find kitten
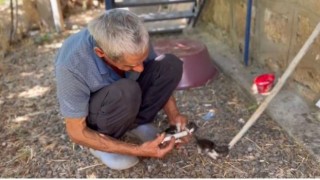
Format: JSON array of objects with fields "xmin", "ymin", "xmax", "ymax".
[
  {"xmin": 195, "ymin": 136, "xmax": 229, "ymax": 159},
  {"xmin": 164, "ymin": 125, "xmax": 178, "ymax": 134}
]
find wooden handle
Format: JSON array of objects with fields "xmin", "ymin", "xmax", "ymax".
[{"xmin": 229, "ymin": 22, "xmax": 320, "ymax": 149}]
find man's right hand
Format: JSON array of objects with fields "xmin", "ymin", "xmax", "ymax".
[{"xmin": 138, "ymin": 133, "xmax": 175, "ymax": 158}]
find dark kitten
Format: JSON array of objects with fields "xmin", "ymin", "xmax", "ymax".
[
  {"xmin": 195, "ymin": 136, "xmax": 229, "ymax": 159},
  {"xmin": 164, "ymin": 125, "xmax": 177, "ymax": 134}
]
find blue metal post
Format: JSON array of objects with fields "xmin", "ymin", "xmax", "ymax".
[
  {"xmin": 105, "ymin": 0, "xmax": 114, "ymax": 10},
  {"xmin": 244, "ymin": 0, "xmax": 253, "ymax": 66}
]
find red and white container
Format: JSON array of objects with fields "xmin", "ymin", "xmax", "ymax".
[{"xmin": 252, "ymin": 73, "xmax": 275, "ymax": 95}]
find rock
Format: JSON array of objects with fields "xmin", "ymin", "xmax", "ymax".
[
  {"xmin": 60, "ymin": 134, "xmax": 67, "ymax": 140},
  {"xmin": 238, "ymin": 118, "xmax": 245, "ymax": 124}
]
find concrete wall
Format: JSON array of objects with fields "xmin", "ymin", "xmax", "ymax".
[{"xmin": 199, "ymin": 0, "xmax": 320, "ymax": 104}]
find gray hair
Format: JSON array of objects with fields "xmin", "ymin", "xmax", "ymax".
[{"xmin": 88, "ymin": 9, "xmax": 149, "ymax": 62}]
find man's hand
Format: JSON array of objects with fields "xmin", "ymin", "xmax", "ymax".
[
  {"xmin": 169, "ymin": 113, "xmax": 188, "ymax": 130},
  {"xmin": 163, "ymin": 96, "xmax": 191, "ymax": 147},
  {"xmin": 138, "ymin": 133, "xmax": 175, "ymax": 158},
  {"xmin": 169, "ymin": 113, "xmax": 192, "ymax": 146}
]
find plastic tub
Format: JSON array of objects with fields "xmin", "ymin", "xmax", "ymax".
[{"xmin": 154, "ymin": 39, "xmax": 219, "ymax": 90}]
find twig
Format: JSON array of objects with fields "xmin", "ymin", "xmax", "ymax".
[
  {"xmin": 181, "ymin": 164, "xmax": 193, "ymax": 169},
  {"xmin": 14, "ymin": 110, "xmax": 55, "ymax": 120},
  {"xmin": 28, "ymin": 147, "xmax": 34, "ymax": 163},
  {"xmin": 178, "ymin": 167, "xmax": 188, "ymax": 173},
  {"xmin": 198, "ymin": 155, "xmax": 207, "ymax": 166},
  {"xmin": 77, "ymin": 163, "xmax": 103, "ymax": 171},
  {"xmin": 233, "ymin": 158, "xmax": 252, "ymax": 162},
  {"xmin": 295, "ymin": 155, "xmax": 308, "ymax": 171},
  {"xmin": 225, "ymin": 162, "xmax": 248, "ymax": 174},
  {"xmin": 245, "ymin": 137, "xmax": 262, "ymax": 151},
  {"xmin": 223, "ymin": 170, "xmax": 228, "ymax": 178},
  {"xmin": 49, "ymin": 159, "xmax": 68, "ymax": 162},
  {"xmin": 201, "ymin": 121, "xmax": 209, "ymax": 127},
  {"xmin": 284, "ymin": 145, "xmax": 297, "ymax": 147},
  {"xmin": 4, "ymin": 154, "xmax": 24, "ymax": 165}
]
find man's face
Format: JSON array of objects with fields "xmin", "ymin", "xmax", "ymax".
[
  {"xmin": 96, "ymin": 47, "xmax": 149, "ymax": 73},
  {"xmin": 114, "ymin": 49, "xmax": 149, "ymax": 73}
]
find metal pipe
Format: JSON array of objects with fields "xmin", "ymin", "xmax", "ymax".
[
  {"xmin": 105, "ymin": 0, "xmax": 114, "ymax": 10},
  {"xmin": 244, "ymin": 0, "xmax": 253, "ymax": 66}
]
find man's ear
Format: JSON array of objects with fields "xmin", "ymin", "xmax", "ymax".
[{"xmin": 94, "ymin": 47, "xmax": 105, "ymax": 58}]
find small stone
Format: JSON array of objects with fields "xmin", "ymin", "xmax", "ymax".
[
  {"xmin": 269, "ymin": 157, "xmax": 277, "ymax": 162},
  {"xmin": 238, "ymin": 118, "xmax": 245, "ymax": 124},
  {"xmin": 131, "ymin": 173, "xmax": 138, "ymax": 178},
  {"xmin": 205, "ymin": 174, "xmax": 211, "ymax": 178},
  {"xmin": 60, "ymin": 134, "xmax": 67, "ymax": 140},
  {"xmin": 279, "ymin": 160, "xmax": 284, "ymax": 165},
  {"xmin": 2, "ymin": 142, "xmax": 6, "ymax": 146},
  {"xmin": 248, "ymin": 146, "xmax": 253, "ymax": 152}
]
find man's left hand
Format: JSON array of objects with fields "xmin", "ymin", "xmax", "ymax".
[{"xmin": 169, "ymin": 114, "xmax": 192, "ymax": 146}]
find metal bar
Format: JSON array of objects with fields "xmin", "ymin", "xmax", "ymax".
[
  {"xmin": 243, "ymin": 0, "xmax": 253, "ymax": 66},
  {"xmin": 141, "ymin": 11, "xmax": 194, "ymax": 22},
  {"xmin": 148, "ymin": 25, "xmax": 185, "ymax": 34},
  {"xmin": 190, "ymin": 0, "xmax": 206, "ymax": 27},
  {"xmin": 114, "ymin": 0, "xmax": 195, "ymax": 7},
  {"xmin": 105, "ymin": 0, "xmax": 114, "ymax": 10}
]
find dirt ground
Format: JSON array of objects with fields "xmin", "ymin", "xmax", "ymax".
[{"xmin": 1, "ymin": 8, "xmax": 320, "ymax": 178}]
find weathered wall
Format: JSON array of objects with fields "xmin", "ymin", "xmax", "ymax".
[{"xmin": 199, "ymin": 0, "xmax": 320, "ymax": 104}]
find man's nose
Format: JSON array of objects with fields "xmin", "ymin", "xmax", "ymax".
[{"xmin": 132, "ymin": 64, "xmax": 144, "ymax": 73}]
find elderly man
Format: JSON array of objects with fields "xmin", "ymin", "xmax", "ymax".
[{"xmin": 55, "ymin": 9, "xmax": 188, "ymax": 170}]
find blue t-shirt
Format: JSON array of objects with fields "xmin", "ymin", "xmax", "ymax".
[{"xmin": 55, "ymin": 28, "xmax": 156, "ymax": 118}]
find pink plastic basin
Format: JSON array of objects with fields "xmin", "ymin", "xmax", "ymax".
[{"xmin": 154, "ymin": 38, "xmax": 219, "ymax": 90}]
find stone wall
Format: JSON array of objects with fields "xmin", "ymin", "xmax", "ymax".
[{"xmin": 199, "ymin": 0, "xmax": 320, "ymax": 104}]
